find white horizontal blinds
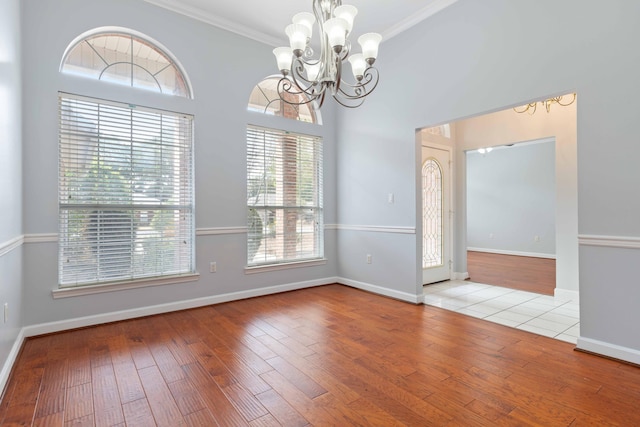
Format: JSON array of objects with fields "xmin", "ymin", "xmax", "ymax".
[
  {"xmin": 247, "ymin": 125, "xmax": 323, "ymax": 266},
  {"xmin": 59, "ymin": 94, "xmax": 194, "ymax": 287}
]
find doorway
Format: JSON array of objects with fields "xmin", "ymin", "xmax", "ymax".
[
  {"xmin": 419, "ymin": 93, "xmax": 579, "ymax": 342},
  {"xmin": 421, "ymin": 144, "xmax": 452, "ymax": 285}
]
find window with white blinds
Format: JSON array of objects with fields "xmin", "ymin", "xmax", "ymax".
[
  {"xmin": 247, "ymin": 125, "xmax": 323, "ymax": 266},
  {"xmin": 58, "ymin": 94, "xmax": 194, "ymax": 287}
]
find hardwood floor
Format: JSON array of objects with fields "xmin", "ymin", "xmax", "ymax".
[
  {"xmin": 2, "ymin": 284, "xmax": 638, "ymax": 426},
  {"xmin": 467, "ymin": 251, "xmax": 556, "ymax": 295}
]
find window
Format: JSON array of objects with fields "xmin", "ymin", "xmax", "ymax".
[
  {"xmin": 58, "ymin": 94, "xmax": 194, "ymax": 287},
  {"xmin": 247, "ymin": 126, "xmax": 323, "ymax": 266},
  {"xmin": 422, "ymin": 158, "xmax": 443, "ymax": 269},
  {"xmin": 61, "ymin": 30, "xmax": 191, "ymax": 98},
  {"xmin": 247, "ymin": 77, "xmax": 320, "ymax": 124}
]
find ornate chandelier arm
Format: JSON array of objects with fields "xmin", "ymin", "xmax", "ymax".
[{"xmin": 336, "ymin": 66, "xmax": 379, "ymax": 100}]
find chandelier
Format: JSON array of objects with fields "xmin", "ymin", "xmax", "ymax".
[
  {"xmin": 272, "ymin": 1, "xmax": 382, "ymax": 109},
  {"xmin": 514, "ymin": 93, "xmax": 576, "ymax": 114}
]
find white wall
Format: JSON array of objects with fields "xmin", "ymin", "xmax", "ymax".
[
  {"xmin": 0, "ymin": 0, "xmax": 24, "ymax": 382},
  {"xmin": 467, "ymin": 141, "xmax": 556, "ymax": 257},
  {"xmin": 336, "ymin": 0, "xmax": 640, "ymax": 363},
  {"xmin": 20, "ymin": 0, "xmax": 339, "ymax": 326}
]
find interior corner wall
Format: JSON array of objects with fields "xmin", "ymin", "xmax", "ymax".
[
  {"xmin": 20, "ymin": 0, "xmax": 339, "ymax": 327},
  {"xmin": 0, "ymin": 0, "xmax": 25, "ymax": 377},
  {"xmin": 335, "ymin": 0, "xmax": 640, "ymax": 362}
]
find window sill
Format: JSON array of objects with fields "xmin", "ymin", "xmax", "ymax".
[
  {"xmin": 245, "ymin": 259, "xmax": 327, "ymax": 274},
  {"xmin": 52, "ymin": 273, "xmax": 200, "ymax": 299}
]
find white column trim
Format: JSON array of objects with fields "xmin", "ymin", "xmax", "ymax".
[
  {"xmin": 578, "ymin": 234, "xmax": 640, "ymax": 249},
  {"xmin": 0, "ymin": 235, "xmax": 24, "ymax": 257},
  {"xmin": 334, "ymin": 225, "xmax": 416, "ymax": 234},
  {"xmin": 196, "ymin": 226, "xmax": 247, "ymax": 236},
  {"xmin": 452, "ymin": 271, "xmax": 470, "ymax": 280},
  {"xmin": 554, "ymin": 288, "xmax": 579, "ymax": 302},
  {"xmin": 337, "ymin": 277, "xmax": 423, "ymax": 304},
  {"xmin": 576, "ymin": 337, "xmax": 640, "ymax": 366},
  {"xmin": 0, "ymin": 328, "xmax": 26, "ymax": 398},
  {"xmin": 24, "ymin": 233, "xmax": 58, "ymax": 243}
]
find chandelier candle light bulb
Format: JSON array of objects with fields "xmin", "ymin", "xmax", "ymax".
[
  {"xmin": 358, "ymin": 33, "xmax": 382, "ymax": 64},
  {"xmin": 272, "ymin": 0, "xmax": 382, "ymax": 108},
  {"xmin": 334, "ymin": 5, "xmax": 357, "ymax": 34},
  {"xmin": 273, "ymin": 47, "xmax": 294, "ymax": 75}
]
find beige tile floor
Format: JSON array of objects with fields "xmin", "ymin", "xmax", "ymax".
[{"xmin": 424, "ymin": 280, "xmax": 580, "ymax": 344}]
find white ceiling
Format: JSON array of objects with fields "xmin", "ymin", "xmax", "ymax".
[{"xmin": 143, "ymin": 0, "xmax": 458, "ymax": 47}]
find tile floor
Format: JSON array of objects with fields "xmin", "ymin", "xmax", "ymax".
[{"xmin": 424, "ymin": 280, "xmax": 580, "ymax": 344}]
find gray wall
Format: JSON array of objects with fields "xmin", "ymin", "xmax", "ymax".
[
  {"xmin": 467, "ymin": 141, "xmax": 556, "ymax": 256},
  {"xmin": 336, "ymin": 0, "xmax": 640, "ymax": 359},
  {"xmin": 0, "ymin": 0, "xmax": 24, "ymax": 373},
  {"xmin": 21, "ymin": 0, "xmax": 338, "ymax": 325}
]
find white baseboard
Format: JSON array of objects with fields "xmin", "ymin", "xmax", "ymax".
[
  {"xmin": 554, "ymin": 288, "xmax": 579, "ymax": 302},
  {"xmin": 337, "ymin": 277, "xmax": 423, "ymax": 304},
  {"xmin": 23, "ymin": 277, "xmax": 337, "ymax": 338},
  {"xmin": 452, "ymin": 271, "xmax": 469, "ymax": 280},
  {"xmin": 0, "ymin": 328, "xmax": 25, "ymax": 397},
  {"xmin": 467, "ymin": 247, "xmax": 556, "ymax": 259},
  {"xmin": 576, "ymin": 337, "xmax": 640, "ymax": 366}
]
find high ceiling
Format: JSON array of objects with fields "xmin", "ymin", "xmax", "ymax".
[{"xmin": 143, "ymin": 0, "xmax": 458, "ymax": 47}]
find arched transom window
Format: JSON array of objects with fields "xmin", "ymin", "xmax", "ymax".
[
  {"xmin": 423, "ymin": 158, "xmax": 443, "ymax": 269},
  {"xmin": 61, "ymin": 29, "xmax": 191, "ymax": 98},
  {"xmin": 248, "ymin": 76, "xmax": 320, "ymax": 124}
]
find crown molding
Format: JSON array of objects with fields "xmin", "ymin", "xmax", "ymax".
[
  {"xmin": 144, "ymin": 0, "xmax": 458, "ymax": 47},
  {"xmin": 143, "ymin": 0, "xmax": 284, "ymax": 47},
  {"xmin": 382, "ymin": 0, "xmax": 459, "ymax": 41}
]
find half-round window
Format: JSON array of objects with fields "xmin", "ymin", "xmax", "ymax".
[
  {"xmin": 248, "ymin": 77, "xmax": 321, "ymax": 124},
  {"xmin": 61, "ymin": 28, "xmax": 191, "ymax": 98}
]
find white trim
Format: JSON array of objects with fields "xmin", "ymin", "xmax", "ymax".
[
  {"xmin": 554, "ymin": 288, "xmax": 579, "ymax": 302},
  {"xmin": 245, "ymin": 259, "xmax": 328, "ymax": 274},
  {"xmin": 0, "ymin": 328, "xmax": 26, "ymax": 397},
  {"xmin": 24, "ymin": 233, "xmax": 58, "ymax": 244},
  {"xmin": 382, "ymin": 0, "xmax": 459, "ymax": 41},
  {"xmin": 142, "ymin": 0, "xmax": 284, "ymax": 47},
  {"xmin": 578, "ymin": 234, "xmax": 640, "ymax": 249},
  {"xmin": 196, "ymin": 227, "xmax": 247, "ymax": 236},
  {"xmin": 467, "ymin": 247, "xmax": 556, "ymax": 259},
  {"xmin": 22, "ymin": 225, "xmax": 412, "ymax": 243},
  {"xmin": 28, "ymin": 278, "xmax": 336, "ymax": 337},
  {"xmin": 0, "ymin": 235, "xmax": 23, "ymax": 257},
  {"xmin": 452, "ymin": 271, "xmax": 470, "ymax": 280},
  {"xmin": 576, "ymin": 337, "xmax": 640, "ymax": 366},
  {"xmin": 52, "ymin": 273, "xmax": 200, "ymax": 299},
  {"xmin": 336, "ymin": 225, "xmax": 416, "ymax": 234},
  {"xmin": 337, "ymin": 277, "xmax": 423, "ymax": 304}
]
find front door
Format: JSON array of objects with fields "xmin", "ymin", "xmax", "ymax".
[{"xmin": 422, "ymin": 145, "xmax": 451, "ymax": 284}]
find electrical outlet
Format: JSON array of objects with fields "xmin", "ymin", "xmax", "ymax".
[
  {"xmin": 366, "ymin": 254, "xmax": 372, "ymax": 264},
  {"xmin": 209, "ymin": 262, "xmax": 217, "ymax": 273},
  {"xmin": 534, "ymin": 235, "xmax": 540, "ymax": 242}
]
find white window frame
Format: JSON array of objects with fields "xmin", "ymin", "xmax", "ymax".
[
  {"xmin": 57, "ymin": 93, "xmax": 196, "ymax": 292},
  {"xmin": 246, "ymin": 125, "xmax": 324, "ymax": 269}
]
